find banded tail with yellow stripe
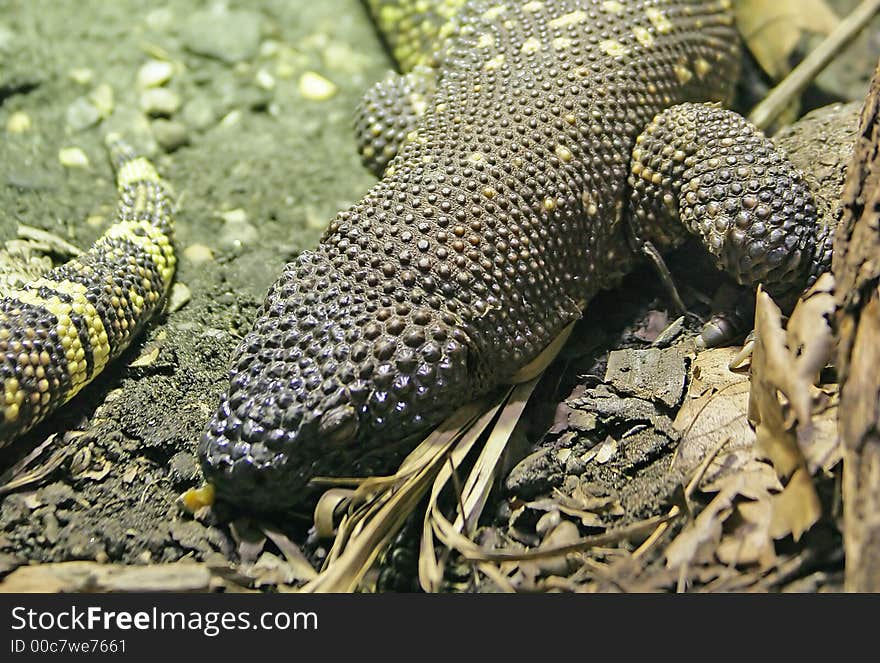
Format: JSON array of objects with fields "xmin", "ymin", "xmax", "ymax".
[{"xmin": 0, "ymin": 135, "xmax": 175, "ymax": 444}]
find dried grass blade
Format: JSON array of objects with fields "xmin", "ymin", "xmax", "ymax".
[
  {"xmin": 0, "ymin": 433, "xmax": 73, "ymax": 495},
  {"xmin": 301, "ymin": 400, "xmax": 489, "ymax": 592},
  {"xmin": 419, "ymin": 396, "xmax": 508, "ymax": 591},
  {"xmin": 432, "ymin": 508, "xmax": 673, "ymax": 563},
  {"xmin": 313, "ymin": 488, "xmax": 357, "ymax": 540},
  {"xmin": 454, "ymin": 377, "xmax": 540, "ymax": 534},
  {"xmin": 261, "ymin": 526, "xmax": 319, "ymax": 582}
]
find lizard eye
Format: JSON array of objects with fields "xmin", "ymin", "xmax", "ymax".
[{"xmin": 318, "ymin": 404, "xmax": 359, "ymax": 446}]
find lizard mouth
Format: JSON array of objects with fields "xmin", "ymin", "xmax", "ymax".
[{"xmin": 197, "ymin": 397, "xmax": 366, "ymax": 513}]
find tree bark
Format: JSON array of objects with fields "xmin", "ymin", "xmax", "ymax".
[{"xmin": 833, "ymin": 60, "xmax": 880, "ymax": 592}]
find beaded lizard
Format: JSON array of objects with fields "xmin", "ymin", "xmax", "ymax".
[
  {"xmin": 0, "ymin": 1, "xmax": 841, "ymax": 514},
  {"xmin": 195, "ymin": 0, "xmax": 844, "ymax": 511}
]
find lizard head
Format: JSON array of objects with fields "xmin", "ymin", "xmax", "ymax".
[{"xmin": 198, "ymin": 249, "xmax": 472, "ymax": 513}]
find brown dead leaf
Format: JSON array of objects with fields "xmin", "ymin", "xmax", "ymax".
[
  {"xmin": 769, "ymin": 467, "xmax": 822, "ymax": 541},
  {"xmin": 672, "ymin": 347, "xmax": 754, "ymax": 476},
  {"xmin": 667, "ymin": 454, "xmax": 783, "ymax": 570},
  {"xmin": 717, "ymin": 499, "xmax": 776, "ymax": 569},
  {"xmin": 700, "ymin": 458, "xmax": 782, "ymax": 499},
  {"xmin": 668, "ymin": 477, "xmax": 753, "ymax": 569},
  {"xmin": 665, "ymin": 488, "xmax": 731, "ymax": 570},
  {"xmin": 566, "ymin": 481, "xmax": 623, "ymax": 516},
  {"xmin": 800, "ymin": 388, "xmax": 842, "ymax": 474},
  {"xmin": 261, "ymin": 526, "xmax": 319, "ymax": 582},
  {"xmin": 748, "ymin": 280, "xmax": 837, "ymax": 541},
  {"xmin": 247, "ymin": 551, "xmax": 315, "ymax": 587},
  {"xmin": 734, "ymin": 0, "xmax": 840, "ymax": 80},
  {"xmin": 786, "ymin": 273, "xmax": 837, "ymax": 380}
]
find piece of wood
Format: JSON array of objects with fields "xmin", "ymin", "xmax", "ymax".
[{"xmin": 833, "ymin": 59, "xmax": 880, "ymax": 592}]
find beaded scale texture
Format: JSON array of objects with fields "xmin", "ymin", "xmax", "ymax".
[
  {"xmin": 0, "ymin": 137, "xmax": 175, "ymax": 444},
  {"xmin": 0, "ymin": 1, "xmax": 837, "ymax": 515},
  {"xmin": 187, "ymin": 0, "xmax": 827, "ymax": 511}
]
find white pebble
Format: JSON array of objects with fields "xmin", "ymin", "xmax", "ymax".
[
  {"xmin": 183, "ymin": 244, "xmax": 214, "ymax": 264},
  {"xmin": 220, "ymin": 208, "xmax": 248, "ymax": 224},
  {"xmin": 255, "ymin": 68, "xmax": 275, "ymax": 91},
  {"xmin": 167, "ymin": 282, "xmax": 192, "ymax": 313},
  {"xmin": 6, "ymin": 111, "xmax": 31, "ymax": 134},
  {"xmin": 137, "ymin": 60, "xmax": 175, "ymax": 88},
  {"xmin": 58, "ymin": 147, "xmax": 90, "ymax": 168},
  {"xmin": 140, "ymin": 87, "xmax": 181, "ymax": 116},
  {"xmin": 299, "ymin": 71, "xmax": 337, "ymax": 100},
  {"xmin": 90, "ymin": 83, "xmax": 115, "ymax": 118},
  {"xmin": 68, "ymin": 68, "xmax": 94, "ymax": 85}
]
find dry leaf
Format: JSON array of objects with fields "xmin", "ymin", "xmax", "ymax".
[
  {"xmin": 769, "ymin": 467, "xmax": 822, "ymax": 541},
  {"xmin": 748, "ymin": 281, "xmax": 837, "ymax": 541},
  {"xmin": 716, "ymin": 499, "xmax": 776, "ymax": 569},
  {"xmin": 734, "ymin": 0, "xmax": 840, "ymax": 80},
  {"xmin": 665, "ymin": 489, "xmax": 732, "ymax": 569},
  {"xmin": 261, "ymin": 526, "xmax": 318, "ymax": 582},
  {"xmin": 672, "ymin": 347, "xmax": 754, "ymax": 476},
  {"xmin": 247, "ymin": 552, "xmax": 314, "ymax": 587},
  {"xmin": 129, "ymin": 345, "xmax": 160, "ymax": 368}
]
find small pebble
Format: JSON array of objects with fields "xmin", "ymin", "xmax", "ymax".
[
  {"xmin": 181, "ymin": 95, "xmax": 216, "ymax": 131},
  {"xmin": 137, "ymin": 60, "xmax": 174, "ymax": 89},
  {"xmin": 255, "ymin": 68, "xmax": 275, "ymax": 91},
  {"xmin": 140, "ymin": 87, "xmax": 181, "ymax": 116},
  {"xmin": 220, "ymin": 217, "xmax": 259, "ymax": 249},
  {"xmin": 323, "ymin": 42, "xmax": 364, "ymax": 74},
  {"xmin": 90, "ymin": 83, "xmax": 114, "ymax": 118},
  {"xmin": 66, "ymin": 96, "xmax": 102, "ymax": 131},
  {"xmin": 145, "ymin": 7, "xmax": 173, "ymax": 31},
  {"xmin": 5, "ymin": 111, "xmax": 31, "ymax": 134},
  {"xmin": 536, "ymin": 521, "xmax": 580, "ymax": 577},
  {"xmin": 276, "ymin": 60, "xmax": 297, "ymax": 79},
  {"xmin": 58, "ymin": 146, "xmax": 90, "ymax": 168},
  {"xmin": 220, "ymin": 208, "xmax": 248, "ymax": 224},
  {"xmin": 259, "ymin": 40, "xmax": 279, "ymax": 57},
  {"xmin": 219, "ymin": 110, "xmax": 241, "ymax": 127},
  {"xmin": 535, "ymin": 510, "xmax": 562, "ymax": 535},
  {"xmin": 102, "ymin": 106, "xmax": 158, "ymax": 157},
  {"xmin": 183, "ymin": 243, "xmax": 214, "ymax": 264},
  {"xmin": 68, "ymin": 67, "xmax": 94, "ymax": 85},
  {"xmin": 299, "ymin": 71, "xmax": 337, "ymax": 100},
  {"xmin": 167, "ymin": 282, "xmax": 191, "ymax": 313},
  {"xmin": 151, "ymin": 118, "xmax": 189, "ymax": 151},
  {"xmin": 181, "ymin": 8, "xmax": 262, "ymax": 63}
]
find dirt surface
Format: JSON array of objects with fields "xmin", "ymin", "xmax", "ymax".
[
  {"xmin": 0, "ymin": 0, "xmax": 389, "ymax": 570},
  {"xmin": 0, "ymin": 0, "xmax": 875, "ymax": 590}
]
